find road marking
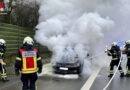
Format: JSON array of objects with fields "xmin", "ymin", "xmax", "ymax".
[
  {"xmin": 103, "ymin": 55, "xmax": 123, "ymax": 90},
  {"xmin": 81, "ymin": 66, "xmax": 102, "ymax": 90}
]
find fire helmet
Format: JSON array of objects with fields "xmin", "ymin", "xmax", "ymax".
[
  {"xmin": 112, "ymin": 42, "xmax": 117, "ymax": 46},
  {"xmin": 125, "ymin": 40, "xmax": 130, "ymax": 45},
  {"xmin": 23, "ymin": 36, "xmax": 34, "ymax": 45},
  {"xmin": 0, "ymin": 39, "xmax": 6, "ymax": 46}
]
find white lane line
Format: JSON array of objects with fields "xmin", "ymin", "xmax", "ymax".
[
  {"xmin": 81, "ymin": 66, "xmax": 102, "ymax": 90},
  {"xmin": 103, "ymin": 55, "xmax": 123, "ymax": 90}
]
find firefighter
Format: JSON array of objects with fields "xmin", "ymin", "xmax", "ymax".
[
  {"xmin": 106, "ymin": 42, "xmax": 124, "ymax": 77},
  {"xmin": 122, "ymin": 40, "xmax": 130, "ymax": 77},
  {"xmin": 15, "ymin": 36, "xmax": 43, "ymax": 90},
  {"xmin": 0, "ymin": 39, "xmax": 8, "ymax": 81}
]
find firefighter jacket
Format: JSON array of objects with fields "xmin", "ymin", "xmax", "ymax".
[
  {"xmin": 0, "ymin": 45, "xmax": 6, "ymax": 60},
  {"xmin": 107, "ymin": 46, "xmax": 121, "ymax": 60},
  {"xmin": 15, "ymin": 44, "xmax": 42, "ymax": 74},
  {"xmin": 124, "ymin": 44, "xmax": 130, "ymax": 59}
]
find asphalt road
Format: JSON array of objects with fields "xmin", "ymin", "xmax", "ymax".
[
  {"xmin": 1, "ymin": 66, "xmax": 130, "ymax": 90},
  {"xmin": 91, "ymin": 67, "xmax": 130, "ymax": 90},
  {"xmin": 0, "ymin": 75, "xmax": 87, "ymax": 90}
]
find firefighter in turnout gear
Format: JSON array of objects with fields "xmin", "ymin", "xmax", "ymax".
[
  {"xmin": 122, "ymin": 40, "xmax": 130, "ymax": 77},
  {"xmin": 106, "ymin": 42, "xmax": 124, "ymax": 77},
  {"xmin": 15, "ymin": 36, "xmax": 43, "ymax": 90},
  {"xmin": 0, "ymin": 39, "xmax": 8, "ymax": 81}
]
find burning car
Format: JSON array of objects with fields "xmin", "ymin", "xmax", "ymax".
[
  {"xmin": 53, "ymin": 60, "xmax": 82, "ymax": 74},
  {"xmin": 52, "ymin": 48, "xmax": 82, "ymax": 74}
]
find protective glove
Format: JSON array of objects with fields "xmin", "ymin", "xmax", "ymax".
[
  {"xmin": 38, "ymin": 68, "xmax": 42, "ymax": 74},
  {"xmin": 15, "ymin": 68, "xmax": 20, "ymax": 76}
]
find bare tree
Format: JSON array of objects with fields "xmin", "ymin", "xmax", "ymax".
[
  {"xmin": 0, "ymin": 0, "xmax": 14, "ymax": 23},
  {"xmin": 11, "ymin": 0, "xmax": 39, "ymax": 28},
  {"xmin": 0, "ymin": 0, "xmax": 40, "ymax": 28}
]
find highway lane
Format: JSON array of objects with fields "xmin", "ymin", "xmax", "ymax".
[
  {"xmin": 1, "ymin": 76, "xmax": 87, "ymax": 90},
  {"xmin": 1, "ymin": 65, "xmax": 130, "ymax": 90},
  {"xmin": 91, "ymin": 67, "xmax": 130, "ymax": 90}
]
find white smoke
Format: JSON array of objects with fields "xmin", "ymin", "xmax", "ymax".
[
  {"xmin": 98, "ymin": 0, "xmax": 130, "ymax": 42},
  {"xmin": 35, "ymin": 0, "xmax": 130, "ymax": 75}
]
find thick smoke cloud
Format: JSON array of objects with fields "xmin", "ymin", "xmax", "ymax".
[
  {"xmin": 35, "ymin": 0, "xmax": 130, "ymax": 75},
  {"xmin": 97, "ymin": 0, "xmax": 130, "ymax": 43}
]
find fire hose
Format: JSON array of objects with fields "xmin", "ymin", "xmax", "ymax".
[
  {"xmin": 0, "ymin": 52, "xmax": 105, "ymax": 90},
  {"xmin": 0, "ymin": 52, "xmax": 116, "ymax": 90},
  {"xmin": 103, "ymin": 53, "xmax": 123, "ymax": 90},
  {"xmin": 87, "ymin": 52, "xmax": 105, "ymax": 60}
]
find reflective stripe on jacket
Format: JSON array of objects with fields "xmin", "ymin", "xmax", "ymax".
[{"xmin": 20, "ymin": 49, "xmax": 38, "ymax": 74}]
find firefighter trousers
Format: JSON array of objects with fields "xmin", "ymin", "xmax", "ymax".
[
  {"xmin": 0, "ymin": 64, "xmax": 7, "ymax": 79},
  {"xmin": 126, "ymin": 59, "xmax": 130, "ymax": 74},
  {"xmin": 21, "ymin": 73, "xmax": 37, "ymax": 90},
  {"xmin": 109, "ymin": 60, "xmax": 124, "ymax": 75}
]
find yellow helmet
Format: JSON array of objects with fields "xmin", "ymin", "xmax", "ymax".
[{"xmin": 23, "ymin": 36, "xmax": 34, "ymax": 45}]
